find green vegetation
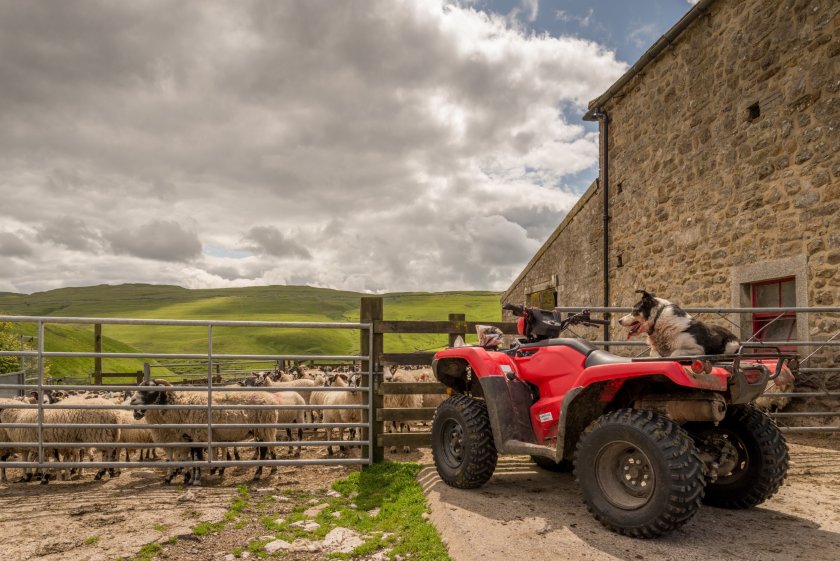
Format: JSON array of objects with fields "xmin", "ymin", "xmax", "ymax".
[
  {"xmin": 131, "ymin": 543, "xmax": 163, "ymax": 561},
  {"xmin": 193, "ymin": 484, "xmax": 250, "ymax": 537},
  {"xmin": 0, "ymin": 284, "xmax": 502, "ymax": 379},
  {"xmin": 258, "ymin": 462, "xmax": 451, "ymax": 561},
  {"xmin": 0, "ymin": 320, "xmax": 38, "ymax": 374},
  {"xmin": 83, "ymin": 536, "xmax": 100, "ymax": 545}
]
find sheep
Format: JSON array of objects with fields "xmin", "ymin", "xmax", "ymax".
[
  {"xmin": 114, "ymin": 408, "xmax": 157, "ymax": 463},
  {"xmin": 308, "ymin": 372, "xmax": 336, "ymax": 432},
  {"xmin": 0, "ymin": 397, "xmax": 19, "ymax": 483},
  {"xmin": 321, "ymin": 373, "xmax": 364, "ymax": 456},
  {"xmin": 130, "ymin": 380, "xmax": 278, "ymax": 485},
  {"xmin": 755, "ymin": 363, "xmax": 796, "ymax": 412},
  {"xmin": 408, "ymin": 367, "xmax": 447, "ymax": 412},
  {"xmin": 269, "ymin": 390, "xmax": 306, "ymax": 457},
  {"xmin": 0, "ymin": 396, "xmax": 122, "ymax": 483},
  {"xmin": 383, "ymin": 369, "xmax": 423, "ymax": 453},
  {"xmin": 244, "ymin": 373, "xmax": 323, "ymax": 422}
]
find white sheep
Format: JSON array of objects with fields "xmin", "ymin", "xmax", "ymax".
[
  {"xmin": 0, "ymin": 397, "xmax": 19, "ymax": 483},
  {"xmin": 129, "ymin": 380, "xmax": 278, "ymax": 485},
  {"xmin": 245, "ymin": 373, "xmax": 323, "ymax": 423},
  {"xmin": 754, "ymin": 364, "xmax": 796, "ymax": 412},
  {"xmin": 0, "ymin": 396, "xmax": 122, "ymax": 483},
  {"xmin": 383, "ymin": 369, "xmax": 423, "ymax": 453},
  {"xmin": 268, "ymin": 390, "xmax": 306, "ymax": 457},
  {"xmin": 308, "ymin": 373, "xmax": 337, "ymax": 433},
  {"xmin": 114, "ymin": 408, "xmax": 156, "ymax": 462},
  {"xmin": 321, "ymin": 373, "xmax": 364, "ymax": 456}
]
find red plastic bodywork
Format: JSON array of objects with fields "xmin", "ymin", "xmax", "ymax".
[{"xmin": 435, "ymin": 345, "xmax": 730, "ymax": 445}]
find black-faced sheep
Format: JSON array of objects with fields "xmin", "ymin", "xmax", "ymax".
[{"xmin": 130, "ymin": 380, "xmax": 278, "ymax": 485}]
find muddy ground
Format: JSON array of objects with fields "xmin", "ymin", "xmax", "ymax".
[{"xmin": 1, "ymin": 436, "xmax": 839, "ymax": 561}]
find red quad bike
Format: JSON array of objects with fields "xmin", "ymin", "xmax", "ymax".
[{"xmin": 430, "ymin": 304, "xmax": 795, "ymax": 538}]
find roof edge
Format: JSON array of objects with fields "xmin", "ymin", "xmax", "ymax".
[
  {"xmin": 502, "ymin": 179, "xmax": 600, "ymax": 302},
  {"xmin": 583, "ymin": 0, "xmax": 718, "ymax": 120}
]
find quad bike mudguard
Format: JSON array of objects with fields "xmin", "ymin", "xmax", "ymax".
[{"xmin": 433, "ymin": 343, "xmax": 730, "ymax": 462}]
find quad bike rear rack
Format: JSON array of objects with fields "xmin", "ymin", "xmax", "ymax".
[
  {"xmin": 630, "ymin": 344, "xmax": 797, "ymax": 379},
  {"xmin": 630, "ymin": 345, "xmax": 798, "ymax": 405}
]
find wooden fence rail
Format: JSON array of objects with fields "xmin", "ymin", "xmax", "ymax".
[{"xmin": 368, "ymin": 299, "xmax": 516, "ymax": 459}]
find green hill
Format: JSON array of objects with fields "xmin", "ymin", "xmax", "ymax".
[{"xmin": 0, "ymin": 284, "xmax": 503, "ymax": 381}]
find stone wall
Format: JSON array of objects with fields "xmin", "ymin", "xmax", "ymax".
[
  {"xmin": 503, "ymin": 179, "xmax": 603, "ymax": 313},
  {"xmin": 503, "ymin": 0, "xmax": 839, "ymax": 403}
]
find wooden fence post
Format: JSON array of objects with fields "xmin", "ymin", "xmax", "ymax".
[
  {"xmin": 360, "ymin": 296, "xmax": 384, "ymax": 465},
  {"xmin": 449, "ymin": 313, "xmax": 466, "ymax": 347},
  {"xmin": 94, "ymin": 323, "xmax": 102, "ymax": 385}
]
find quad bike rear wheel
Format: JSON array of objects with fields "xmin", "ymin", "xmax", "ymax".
[
  {"xmin": 432, "ymin": 395, "xmax": 497, "ymax": 489},
  {"xmin": 688, "ymin": 404, "xmax": 788, "ymax": 509},
  {"xmin": 575, "ymin": 409, "xmax": 706, "ymax": 538}
]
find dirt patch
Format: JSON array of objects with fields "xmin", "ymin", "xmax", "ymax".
[
  {"xmin": 2, "ymin": 435, "xmax": 838, "ymax": 561},
  {"xmin": 422, "ymin": 436, "xmax": 840, "ymax": 561},
  {"xmin": 0, "ymin": 456, "xmax": 357, "ymax": 561}
]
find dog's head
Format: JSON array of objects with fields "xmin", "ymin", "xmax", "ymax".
[{"xmin": 618, "ymin": 290, "xmax": 665, "ymax": 339}]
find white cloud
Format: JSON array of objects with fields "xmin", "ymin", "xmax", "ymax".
[
  {"xmin": 555, "ymin": 8, "xmax": 594, "ymax": 28},
  {"xmin": 0, "ymin": 0, "xmax": 626, "ymax": 294},
  {"xmin": 109, "ymin": 221, "xmax": 202, "ymax": 262},
  {"xmin": 0, "ymin": 232, "xmax": 33, "ymax": 258},
  {"xmin": 628, "ymin": 22, "xmax": 659, "ymax": 49},
  {"xmin": 520, "ymin": 0, "xmax": 539, "ymax": 23}
]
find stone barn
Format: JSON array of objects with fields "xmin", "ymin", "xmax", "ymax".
[{"xmin": 502, "ymin": 0, "xmax": 839, "ymax": 398}]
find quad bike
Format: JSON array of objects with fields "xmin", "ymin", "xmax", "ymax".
[{"xmin": 430, "ymin": 304, "xmax": 794, "ymax": 538}]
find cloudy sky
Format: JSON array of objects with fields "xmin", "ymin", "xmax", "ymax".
[{"xmin": 0, "ymin": 0, "xmax": 697, "ymax": 295}]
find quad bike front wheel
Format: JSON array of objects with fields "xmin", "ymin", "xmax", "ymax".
[
  {"xmin": 688, "ymin": 404, "xmax": 788, "ymax": 509},
  {"xmin": 432, "ymin": 395, "xmax": 497, "ymax": 489},
  {"xmin": 575, "ymin": 409, "xmax": 706, "ymax": 538}
]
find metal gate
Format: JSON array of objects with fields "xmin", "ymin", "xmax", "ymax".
[{"xmin": 0, "ymin": 315, "xmax": 376, "ymax": 477}]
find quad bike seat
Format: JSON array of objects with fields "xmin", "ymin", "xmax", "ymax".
[
  {"xmin": 515, "ymin": 338, "xmax": 632, "ymax": 368},
  {"xmin": 517, "ymin": 337, "xmax": 598, "ymax": 356},
  {"xmin": 584, "ymin": 350, "xmax": 633, "ymax": 368}
]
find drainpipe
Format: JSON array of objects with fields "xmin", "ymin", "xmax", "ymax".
[{"xmin": 584, "ymin": 108, "xmax": 611, "ymax": 347}]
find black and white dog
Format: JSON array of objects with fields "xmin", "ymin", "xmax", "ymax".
[{"xmin": 618, "ymin": 290, "xmax": 740, "ymax": 357}]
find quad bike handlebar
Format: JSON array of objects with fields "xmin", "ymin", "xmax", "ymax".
[{"xmin": 503, "ymin": 304, "xmax": 609, "ymax": 341}]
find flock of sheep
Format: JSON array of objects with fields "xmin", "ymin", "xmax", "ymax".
[{"xmin": 0, "ymin": 365, "xmax": 443, "ymax": 486}]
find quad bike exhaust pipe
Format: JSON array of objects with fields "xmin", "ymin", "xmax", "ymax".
[{"xmin": 634, "ymin": 394, "xmax": 727, "ymax": 423}]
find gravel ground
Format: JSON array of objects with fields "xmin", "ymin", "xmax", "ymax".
[
  {"xmin": 1, "ymin": 435, "xmax": 838, "ymax": 561},
  {"xmin": 0, "ymin": 457, "xmax": 356, "ymax": 561},
  {"xmin": 422, "ymin": 435, "xmax": 840, "ymax": 561}
]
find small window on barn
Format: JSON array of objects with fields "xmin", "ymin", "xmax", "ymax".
[
  {"xmin": 617, "ymin": 254, "xmax": 624, "ymax": 268},
  {"xmin": 528, "ymin": 288, "xmax": 557, "ymax": 310},
  {"xmin": 616, "ymin": 181, "xmax": 623, "ymax": 194},
  {"xmin": 747, "ymin": 102, "xmax": 761, "ymax": 122},
  {"xmin": 751, "ymin": 277, "xmax": 796, "ymax": 350}
]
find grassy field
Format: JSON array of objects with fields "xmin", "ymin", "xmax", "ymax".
[{"xmin": 0, "ymin": 284, "xmax": 503, "ymax": 380}]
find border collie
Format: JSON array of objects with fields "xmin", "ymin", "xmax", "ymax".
[{"xmin": 618, "ymin": 290, "xmax": 740, "ymax": 357}]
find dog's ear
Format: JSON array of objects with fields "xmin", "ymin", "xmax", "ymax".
[{"xmin": 635, "ymin": 289, "xmax": 656, "ymax": 301}]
